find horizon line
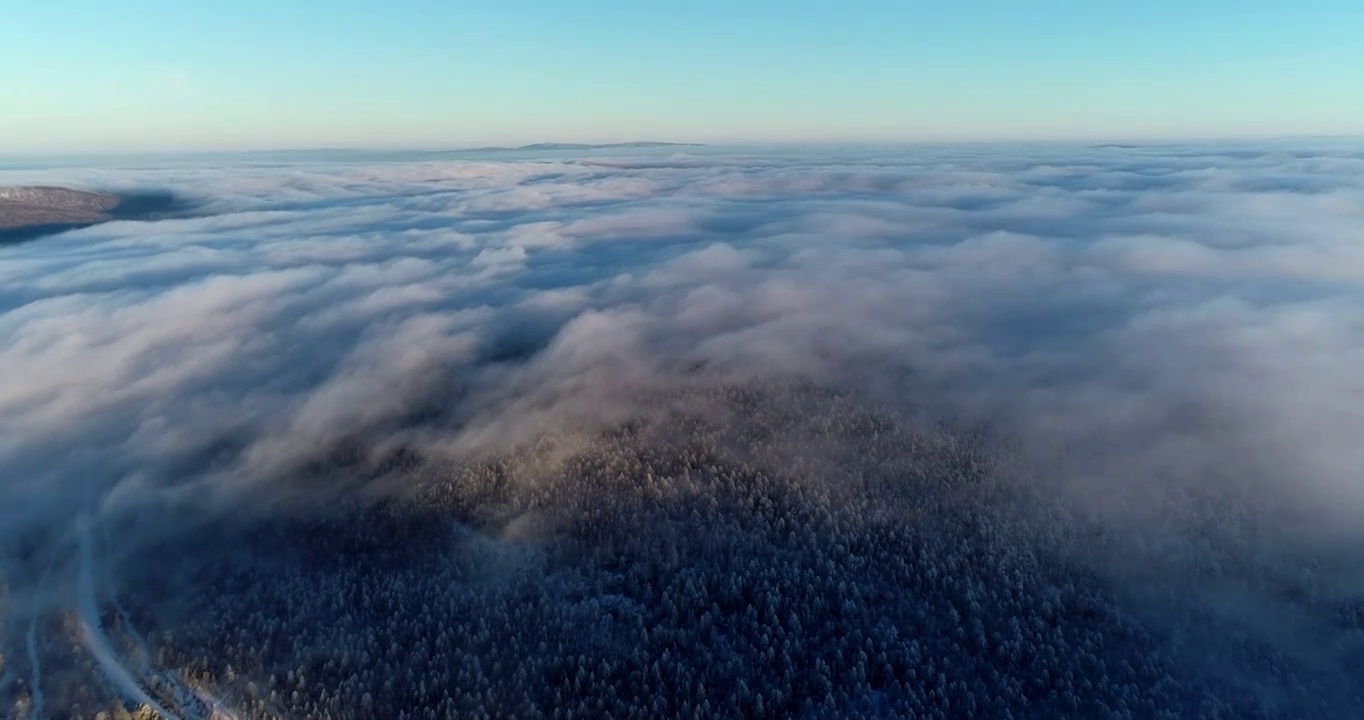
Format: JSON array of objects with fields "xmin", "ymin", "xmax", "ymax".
[{"xmin": 3, "ymin": 133, "xmax": 1362, "ymax": 160}]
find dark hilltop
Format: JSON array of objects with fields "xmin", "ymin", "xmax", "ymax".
[{"xmin": 0, "ymin": 185, "xmax": 180, "ymax": 244}]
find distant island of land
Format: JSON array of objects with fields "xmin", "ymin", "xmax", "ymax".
[{"xmin": 0, "ymin": 186, "xmax": 178, "ymax": 244}]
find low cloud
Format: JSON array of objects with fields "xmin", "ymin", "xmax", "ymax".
[{"xmin": 0, "ymin": 142, "xmax": 1359, "ymax": 523}]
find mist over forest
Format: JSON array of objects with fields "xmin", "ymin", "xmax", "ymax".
[{"xmin": 3, "ymin": 142, "xmax": 1364, "ymax": 718}]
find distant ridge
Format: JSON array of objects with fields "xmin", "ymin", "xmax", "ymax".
[
  {"xmin": 468, "ymin": 141, "xmax": 707, "ymax": 152},
  {"xmin": 222, "ymin": 142, "xmax": 707, "ymax": 160}
]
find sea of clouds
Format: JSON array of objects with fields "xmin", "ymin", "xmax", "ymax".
[
  {"xmin": 0, "ymin": 141, "xmax": 1360, "ymax": 586},
  {"xmin": 3, "ymin": 140, "xmax": 1364, "ymax": 713}
]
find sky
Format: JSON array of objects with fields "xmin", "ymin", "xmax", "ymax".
[{"xmin": 2, "ymin": 1, "xmax": 1363, "ymax": 152}]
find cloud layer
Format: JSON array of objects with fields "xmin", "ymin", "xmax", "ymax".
[{"xmin": 4, "ymin": 144, "xmax": 1363, "ymax": 526}]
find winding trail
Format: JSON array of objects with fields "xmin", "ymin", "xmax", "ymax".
[
  {"xmin": 100, "ymin": 524, "xmax": 151, "ymax": 673},
  {"xmin": 94, "ymin": 519, "xmax": 241, "ymax": 720},
  {"xmin": 76, "ymin": 515, "xmax": 181, "ymax": 720},
  {"xmin": 11, "ymin": 514, "xmax": 243, "ymax": 719}
]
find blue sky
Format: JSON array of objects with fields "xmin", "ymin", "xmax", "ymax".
[{"xmin": 3, "ymin": 1, "xmax": 1362, "ymax": 152}]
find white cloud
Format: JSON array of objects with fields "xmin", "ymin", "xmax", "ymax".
[{"xmin": 3, "ymin": 140, "xmax": 1364, "ymax": 582}]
